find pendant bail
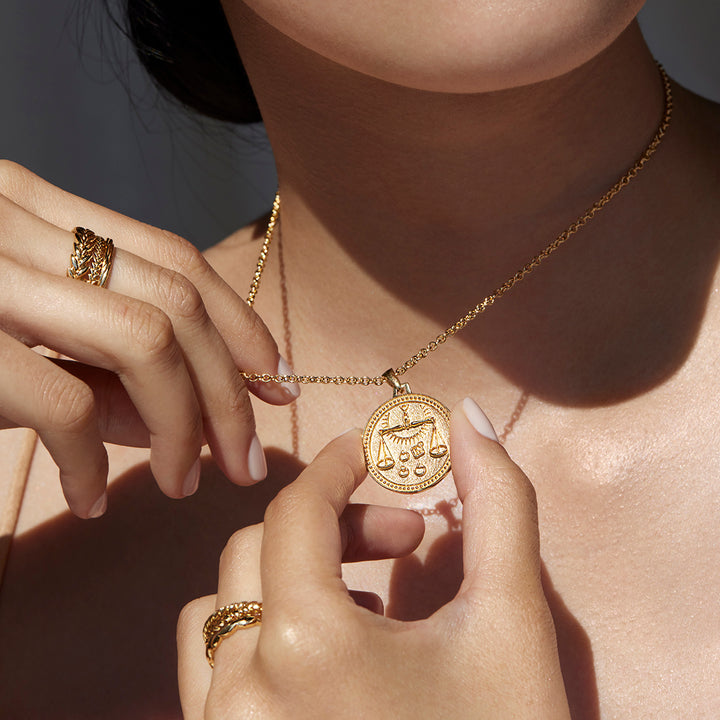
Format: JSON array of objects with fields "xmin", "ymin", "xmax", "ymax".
[{"xmin": 382, "ymin": 369, "xmax": 411, "ymax": 397}]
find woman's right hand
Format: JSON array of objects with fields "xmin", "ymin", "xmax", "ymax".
[
  {"xmin": 177, "ymin": 403, "xmax": 570, "ymax": 720},
  {"xmin": 0, "ymin": 160, "xmax": 297, "ymax": 518}
]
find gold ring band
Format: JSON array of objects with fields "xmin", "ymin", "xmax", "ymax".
[
  {"xmin": 67, "ymin": 227, "xmax": 116, "ymax": 288},
  {"xmin": 203, "ymin": 601, "xmax": 263, "ymax": 668}
]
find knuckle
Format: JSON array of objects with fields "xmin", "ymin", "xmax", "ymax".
[
  {"xmin": 236, "ymin": 304, "xmax": 272, "ymax": 345},
  {"xmin": 155, "ymin": 267, "xmax": 207, "ymax": 324},
  {"xmin": 157, "ymin": 230, "xmax": 211, "ymax": 279},
  {"xmin": 0, "ymin": 159, "xmax": 28, "ymax": 198},
  {"xmin": 39, "ymin": 372, "xmax": 95, "ymax": 433},
  {"xmin": 308, "ymin": 453, "xmax": 360, "ymax": 495},
  {"xmin": 263, "ymin": 612, "xmax": 324, "ymax": 665},
  {"xmin": 218, "ymin": 524, "xmax": 262, "ymax": 573},
  {"xmin": 117, "ymin": 300, "xmax": 176, "ymax": 363},
  {"xmin": 469, "ymin": 462, "xmax": 538, "ymax": 519},
  {"xmin": 322, "ymin": 456, "xmax": 358, "ymax": 488},
  {"xmin": 223, "ymin": 376, "xmax": 253, "ymax": 422},
  {"xmin": 263, "ymin": 486, "xmax": 302, "ymax": 528},
  {"xmin": 260, "ymin": 608, "xmax": 359, "ymax": 679},
  {"xmin": 494, "ymin": 466, "xmax": 538, "ymax": 514}
]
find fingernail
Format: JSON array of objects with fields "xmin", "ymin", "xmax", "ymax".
[
  {"xmin": 247, "ymin": 433, "xmax": 267, "ymax": 482},
  {"xmin": 88, "ymin": 492, "xmax": 107, "ymax": 519},
  {"xmin": 182, "ymin": 458, "xmax": 201, "ymax": 497},
  {"xmin": 462, "ymin": 397, "xmax": 498, "ymax": 441},
  {"xmin": 278, "ymin": 356, "xmax": 301, "ymax": 399}
]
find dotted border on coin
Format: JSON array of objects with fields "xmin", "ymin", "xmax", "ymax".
[{"xmin": 362, "ymin": 393, "xmax": 452, "ymax": 493}]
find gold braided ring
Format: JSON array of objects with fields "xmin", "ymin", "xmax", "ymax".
[
  {"xmin": 67, "ymin": 227, "xmax": 116, "ymax": 288},
  {"xmin": 203, "ymin": 601, "xmax": 263, "ymax": 668}
]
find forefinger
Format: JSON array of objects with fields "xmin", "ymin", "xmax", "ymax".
[{"xmin": 260, "ymin": 429, "xmax": 366, "ymax": 609}]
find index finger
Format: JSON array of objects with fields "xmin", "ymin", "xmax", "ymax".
[{"xmin": 260, "ymin": 429, "xmax": 366, "ymax": 609}]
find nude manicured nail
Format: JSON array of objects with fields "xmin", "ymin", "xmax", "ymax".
[
  {"xmin": 278, "ymin": 356, "xmax": 301, "ymax": 399},
  {"xmin": 462, "ymin": 397, "xmax": 499, "ymax": 441},
  {"xmin": 248, "ymin": 433, "xmax": 268, "ymax": 482},
  {"xmin": 88, "ymin": 492, "xmax": 107, "ymax": 519},
  {"xmin": 182, "ymin": 458, "xmax": 201, "ymax": 497}
]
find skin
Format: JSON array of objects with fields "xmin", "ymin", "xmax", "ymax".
[
  {"xmin": 201, "ymin": 1, "xmax": 720, "ymax": 716},
  {"xmin": 1, "ymin": 0, "xmax": 719, "ymax": 717},
  {"xmin": 178, "ymin": 412, "xmax": 571, "ymax": 719},
  {"xmin": 0, "ymin": 162, "xmax": 300, "ymax": 515},
  {"xmin": 236, "ymin": 0, "xmax": 645, "ymax": 92}
]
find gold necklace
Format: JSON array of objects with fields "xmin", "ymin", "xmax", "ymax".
[{"xmin": 242, "ymin": 66, "xmax": 673, "ymax": 494}]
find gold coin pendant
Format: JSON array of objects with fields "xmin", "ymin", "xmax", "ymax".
[{"xmin": 363, "ymin": 393, "xmax": 451, "ymax": 493}]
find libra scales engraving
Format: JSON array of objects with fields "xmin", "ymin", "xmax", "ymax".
[{"xmin": 364, "ymin": 394, "xmax": 451, "ymax": 493}]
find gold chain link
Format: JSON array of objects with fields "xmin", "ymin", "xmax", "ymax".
[
  {"xmin": 246, "ymin": 192, "xmax": 281, "ymax": 306},
  {"xmin": 242, "ymin": 66, "xmax": 672, "ymax": 387}
]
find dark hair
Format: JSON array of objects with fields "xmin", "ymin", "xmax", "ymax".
[{"xmin": 122, "ymin": 0, "xmax": 261, "ymax": 123}]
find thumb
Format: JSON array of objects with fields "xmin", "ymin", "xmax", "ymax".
[{"xmin": 451, "ymin": 397, "xmax": 542, "ymax": 596}]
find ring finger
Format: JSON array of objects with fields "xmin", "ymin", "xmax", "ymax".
[
  {"xmin": 177, "ymin": 594, "xmax": 217, "ymax": 720},
  {"xmin": 210, "ymin": 523, "xmax": 265, "ymax": 673},
  {"xmin": 177, "ymin": 524, "xmax": 266, "ymax": 719}
]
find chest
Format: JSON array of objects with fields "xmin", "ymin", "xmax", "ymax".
[
  {"xmin": 528, "ymin": 421, "xmax": 720, "ymax": 717},
  {"xmin": 258, "ymin": 385, "xmax": 720, "ymax": 716},
  {"xmin": 2, "ymin": 384, "xmax": 719, "ymax": 719}
]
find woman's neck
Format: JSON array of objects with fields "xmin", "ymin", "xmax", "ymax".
[
  {"xmin": 235, "ymin": 14, "xmax": 662, "ymax": 259},
  {"xmin": 229, "ymin": 8, "xmax": 719, "ymax": 407}
]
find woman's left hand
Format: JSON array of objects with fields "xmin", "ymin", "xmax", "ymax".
[{"xmin": 177, "ymin": 399, "xmax": 571, "ymax": 719}]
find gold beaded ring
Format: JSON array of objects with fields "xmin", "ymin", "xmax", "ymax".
[{"xmin": 203, "ymin": 601, "xmax": 263, "ymax": 668}]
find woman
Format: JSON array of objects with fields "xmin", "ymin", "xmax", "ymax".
[{"xmin": 1, "ymin": 0, "xmax": 719, "ymax": 717}]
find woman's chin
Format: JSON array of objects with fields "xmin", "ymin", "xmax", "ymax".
[{"xmin": 232, "ymin": 0, "xmax": 643, "ymax": 93}]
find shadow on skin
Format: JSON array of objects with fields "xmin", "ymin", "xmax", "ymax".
[
  {"xmin": 387, "ymin": 528, "xmax": 464, "ymax": 621},
  {"xmin": 542, "ymin": 565, "xmax": 601, "ymax": 720},
  {"xmin": 0, "ymin": 450, "xmax": 302, "ymax": 720},
  {"xmin": 1, "ymin": 450, "xmax": 598, "ymax": 719},
  {"xmin": 299, "ymin": 166, "xmax": 720, "ymax": 408},
  {"xmin": 388, "ymin": 530, "xmax": 599, "ymax": 720}
]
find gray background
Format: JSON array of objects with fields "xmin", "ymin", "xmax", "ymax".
[{"xmin": 1, "ymin": 0, "xmax": 718, "ymax": 250}]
